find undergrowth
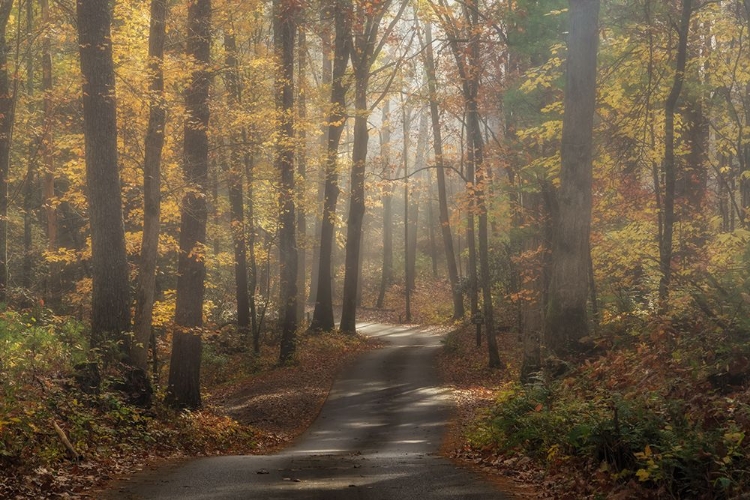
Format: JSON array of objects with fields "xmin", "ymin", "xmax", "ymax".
[
  {"xmin": 468, "ymin": 315, "xmax": 750, "ymax": 499},
  {"xmin": 0, "ymin": 305, "xmax": 373, "ymax": 498}
]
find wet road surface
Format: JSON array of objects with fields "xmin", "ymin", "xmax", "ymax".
[{"xmin": 108, "ymin": 323, "xmax": 510, "ymax": 499}]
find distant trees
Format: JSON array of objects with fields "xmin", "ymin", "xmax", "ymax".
[{"xmin": 0, "ymin": 0, "xmax": 745, "ymax": 403}]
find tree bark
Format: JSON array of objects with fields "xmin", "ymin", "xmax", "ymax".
[
  {"xmin": 544, "ymin": 0, "xmax": 600, "ymax": 356},
  {"xmin": 76, "ymin": 0, "xmax": 131, "ymax": 348},
  {"xmin": 22, "ymin": 0, "xmax": 34, "ymax": 291},
  {"xmin": 340, "ymin": 0, "xmax": 395, "ymax": 333},
  {"xmin": 0, "ymin": 0, "xmax": 13, "ymax": 301},
  {"xmin": 376, "ymin": 100, "xmax": 393, "ymax": 309},
  {"xmin": 132, "ymin": 0, "xmax": 167, "ymax": 375},
  {"xmin": 309, "ymin": 0, "xmax": 351, "ymax": 332},
  {"xmin": 274, "ymin": 0, "xmax": 299, "ymax": 362},
  {"xmin": 424, "ymin": 21, "xmax": 463, "ymax": 319},
  {"xmin": 41, "ymin": 0, "xmax": 59, "ymax": 302},
  {"xmin": 223, "ymin": 32, "xmax": 251, "ymax": 336},
  {"xmin": 166, "ymin": 0, "xmax": 211, "ymax": 409},
  {"xmin": 658, "ymin": 0, "xmax": 691, "ymax": 309},
  {"xmin": 308, "ymin": 3, "xmax": 333, "ymax": 305},
  {"xmin": 296, "ymin": 26, "xmax": 307, "ymax": 324}
]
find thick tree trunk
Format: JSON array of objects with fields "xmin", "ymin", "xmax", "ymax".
[
  {"xmin": 658, "ymin": 0, "xmax": 691, "ymax": 309},
  {"xmin": 77, "ymin": 0, "xmax": 131, "ymax": 348},
  {"xmin": 309, "ymin": 0, "xmax": 351, "ymax": 332},
  {"xmin": 223, "ymin": 32, "xmax": 251, "ymax": 335},
  {"xmin": 424, "ymin": 21, "xmax": 463, "ymax": 319},
  {"xmin": 132, "ymin": 0, "xmax": 167, "ymax": 376},
  {"xmin": 544, "ymin": 0, "xmax": 600, "ymax": 356},
  {"xmin": 274, "ymin": 0, "xmax": 299, "ymax": 362},
  {"xmin": 167, "ymin": 0, "xmax": 211, "ymax": 409}
]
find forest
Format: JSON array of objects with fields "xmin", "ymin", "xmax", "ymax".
[{"xmin": 1, "ymin": 0, "xmax": 750, "ymax": 498}]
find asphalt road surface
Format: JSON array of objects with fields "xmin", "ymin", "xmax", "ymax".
[{"xmin": 109, "ymin": 323, "xmax": 510, "ymax": 499}]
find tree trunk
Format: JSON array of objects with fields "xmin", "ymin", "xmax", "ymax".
[
  {"xmin": 41, "ymin": 0, "xmax": 59, "ymax": 302},
  {"xmin": 166, "ymin": 0, "xmax": 211, "ymax": 409},
  {"xmin": 544, "ymin": 0, "xmax": 600, "ymax": 356},
  {"xmin": 376, "ymin": 100, "xmax": 393, "ymax": 308},
  {"xmin": 22, "ymin": 0, "xmax": 34, "ymax": 291},
  {"xmin": 340, "ymin": 2, "xmax": 395, "ymax": 333},
  {"xmin": 0, "ymin": 1, "xmax": 13, "ymax": 301},
  {"xmin": 309, "ymin": 0, "xmax": 351, "ymax": 332},
  {"xmin": 658, "ymin": 0, "xmax": 691, "ymax": 309},
  {"xmin": 77, "ymin": 0, "xmax": 131, "ymax": 349},
  {"xmin": 223, "ymin": 32, "xmax": 251, "ymax": 335},
  {"xmin": 407, "ymin": 108, "xmax": 428, "ymax": 291},
  {"xmin": 274, "ymin": 0, "xmax": 299, "ymax": 362},
  {"xmin": 424, "ymin": 21, "xmax": 463, "ymax": 319},
  {"xmin": 309, "ymin": 3, "xmax": 333, "ymax": 305},
  {"xmin": 132, "ymin": 0, "xmax": 167, "ymax": 377},
  {"xmin": 427, "ymin": 173, "xmax": 438, "ymax": 278},
  {"xmin": 340, "ymin": 74, "xmax": 369, "ymax": 333},
  {"xmin": 403, "ymin": 106, "xmax": 412, "ymax": 323},
  {"xmin": 245, "ymin": 135, "xmax": 260, "ymax": 354},
  {"xmin": 296, "ymin": 26, "xmax": 307, "ymax": 324}
]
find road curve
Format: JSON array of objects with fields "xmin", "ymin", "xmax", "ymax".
[{"xmin": 108, "ymin": 323, "xmax": 510, "ymax": 499}]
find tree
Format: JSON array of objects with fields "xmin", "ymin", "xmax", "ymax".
[
  {"xmin": 422, "ymin": 20, "xmax": 464, "ymax": 320},
  {"xmin": 76, "ymin": 0, "xmax": 131, "ymax": 349},
  {"xmin": 544, "ymin": 0, "xmax": 600, "ymax": 356},
  {"xmin": 166, "ymin": 0, "xmax": 211, "ymax": 409},
  {"xmin": 274, "ymin": 0, "xmax": 299, "ymax": 362},
  {"xmin": 132, "ymin": 0, "xmax": 168, "ymax": 378},
  {"xmin": 222, "ymin": 30, "xmax": 251, "ymax": 338},
  {"xmin": 658, "ymin": 0, "xmax": 692, "ymax": 308},
  {"xmin": 340, "ymin": 0, "xmax": 407, "ymax": 334},
  {"xmin": 376, "ymin": 99, "xmax": 393, "ymax": 309},
  {"xmin": 0, "ymin": 0, "xmax": 14, "ymax": 302},
  {"xmin": 309, "ymin": 0, "xmax": 351, "ymax": 332}
]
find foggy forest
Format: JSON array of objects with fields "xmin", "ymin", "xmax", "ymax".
[{"xmin": 2, "ymin": 0, "xmax": 750, "ymax": 498}]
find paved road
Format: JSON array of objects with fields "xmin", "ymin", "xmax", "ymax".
[{"xmin": 109, "ymin": 323, "xmax": 509, "ymax": 499}]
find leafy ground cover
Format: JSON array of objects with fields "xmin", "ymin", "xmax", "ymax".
[
  {"xmin": 438, "ymin": 320, "xmax": 750, "ymax": 499},
  {"xmin": 0, "ymin": 306, "xmax": 379, "ymax": 499}
]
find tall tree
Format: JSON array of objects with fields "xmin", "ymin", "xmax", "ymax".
[
  {"xmin": 296, "ymin": 25, "xmax": 307, "ymax": 324},
  {"xmin": 544, "ymin": 0, "xmax": 600, "ymax": 356},
  {"xmin": 0, "ymin": 0, "xmax": 13, "ymax": 301},
  {"xmin": 376, "ymin": 99, "xmax": 393, "ymax": 309},
  {"xmin": 76, "ymin": 0, "xmax": 131, "ymax": 348},
  {"xmin": 658, "ymin": 0, "xmax": 692, "ymax": 308},
  {"xmin": 223, "ymin": 30, "xmax": 251, "ymax": 337},
  {"xmin": 166, "ymin": 0, "xmax": 211, "ymax": 409},
  {"xmin": 274, "ymin": 0, "xmax": 299, "ymax": 362},
  {"xmin": 309, "ymin": 0, "xmax": 351, "ymax": 332},
  {"xmin": 340, "ymin": 0, "xmax": 407, "ymax": 333},
  {"xmin": 41, "ymin": 0, "xmax": 58, "ymax": 302},
  {"xmin": 423, "ymin": 20, "xmax": 464, "ymax": 319},
  {"xmin": 132, "ymin": 0, "xmax": 168, "ymax": 376}
]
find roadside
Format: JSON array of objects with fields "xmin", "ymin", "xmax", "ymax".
[{"xmin": 436, "ymin": 325, "xmax": 548, "ymax": 499}]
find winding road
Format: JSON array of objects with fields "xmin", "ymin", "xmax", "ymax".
[{"xmin": 109, "ymin": 323, "xmax": 510, "ymax": 499}]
